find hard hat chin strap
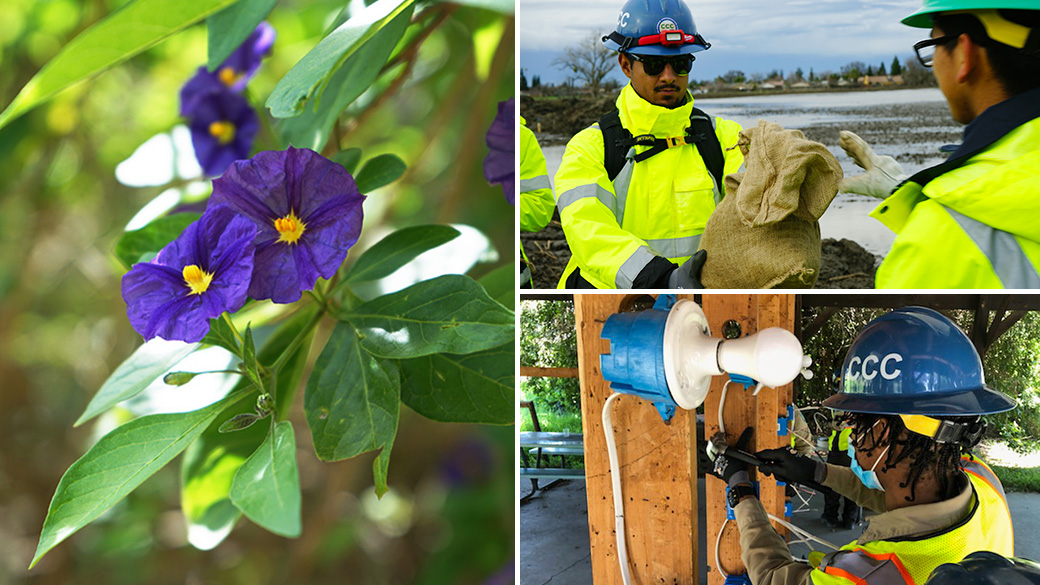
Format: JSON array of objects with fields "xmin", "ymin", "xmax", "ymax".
[{"xmin": 899, "ymin": 414, "xmax": 986, "ymax": 448}]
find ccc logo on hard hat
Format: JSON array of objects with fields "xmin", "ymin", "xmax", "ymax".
[
  {"xmin": 847, "ymin": 353, "xmax": 903, "ymax": 381},
  {"xmin": 657, "ymin": 18, "xmax": 678, "ymax": 32}
]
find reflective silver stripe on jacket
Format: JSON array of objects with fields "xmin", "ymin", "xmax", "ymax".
[
  {"xmin": 946, "ymin": 207, "xmax": 1040, "ymax": 288},
  {"xmin": 646, "ymin": 235, "xmax": 700, "ymax": 258},
  {"xmin": 519, "ymin": 264, "xmax": 533, "ymax": 287},
  {"xmin": 813, "ymin": 550, "xmax": 912, "ymax": 585},
  {"xmin": 616, "ymin": 246, "xmax": 657, "ymax": 288},
  {"xmin": 612, "ymin": 148, "xmax": 636, "ymax": 227},
  {"xmin": 519, "ymin": 175, "xmax": 551, "ymax": 193},
  {"xmin": 557, "ymin": 183, "xmax": 615, "ymax": 215}
]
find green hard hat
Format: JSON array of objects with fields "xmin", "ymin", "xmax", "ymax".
[{"xmin": 902, "ymin": 0, "xmax": 1040, "ymax": 28}]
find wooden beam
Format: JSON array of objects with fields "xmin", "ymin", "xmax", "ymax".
[
  {"xmin": 575, "ymin": 294, "xmax": 699, "ymax": 585},
  {"xmin": 801, "ymin": 307, "xmax": 839, "ymax": 340},
  {"xmin": 519, "ymin": 366, "xmax": 579, "ymax": 378},
  {"xmin": 702, "ymin": 295, "xmax": 795, "ymax": 585}
]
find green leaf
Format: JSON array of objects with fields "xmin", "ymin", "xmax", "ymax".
[
  {"xmin": 355, "ymin": 154, "xmax": 407, "ymax": 193},
  {"xmin": 0, "ymin": 0, "xmax": 240, "ymax": 131},
  {"xmin": 201, "ymin": 315, "xmax": 242, "ymax": 358},
  {"xmin": 206, "ymin": 0, "xmax": 277, "ymax": 71},
  {"xmin": 343, "ymin": 225, "xmax": 460, "ymax": 283},
  {"xmin": 32, "ymin": 390, "xmax": 250, "ymax": 568},
  {"xmin": 76, "ymin": 339, "xmax": 200, "ymax": 426},
  {"xmin": 181, "ymin": 405, "xmax": 268, "ymax": 550},
  {"xmin": 218, "ymin": 413, "xmax": 261, "ymax": 433},
  {"xmin": 241, "ymin": 324, "xmax": 263, "ymax": 391},
  {"xmin": 114, "ymin": 213, "xmax": 201, "ymax": 268},
  {"xmin": 438, "ymin": 0, "xmax": 513, "ymax": 13},
  {"xmin": 331, "ymin": 148, "xmax": 363, "ymax": 175},
  {"xmin": 400, "ymin": 343, "xmax": 513, "ymax": 424},
  {"xmin": 277, "ymin": 6, "xmax": 414, "ymax": 150},
  {"xmin": 476, "ymin": 263, "xmax": 514, "ymax": 309},
  {"xmin": 344, "ymin": 275, "xmax": 514, "ymax": 359},
  {"xmin": 230, "ymin": 421, "xmax": 302, "ymax": 537},
  {"xmin": 265, "ymin": 0, "xmax": 416, "ymax": 118},
  {"xmin": 305, "ymin": 322, "xmax": 400, "ymax": 479}
]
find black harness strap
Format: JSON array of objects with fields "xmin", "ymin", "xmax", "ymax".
[{"xmin": 598, "ymin": 106, "xmax": 725, "ymax": 193}]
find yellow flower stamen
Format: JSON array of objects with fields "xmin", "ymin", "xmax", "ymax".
[
  {"xmin": 208, "ymin": 121, "xmax": 236, "ymax": 145},
  {"xmin": 274, "ymin": 211, "xmax": 307, "ymax": 244},
  {"xmin": 182, "ymin": 264, "xmax": 214, "ymax": 295},
  {"xmin": 218, "ymin": 66, "xmax": 241, "ymax": 87}
]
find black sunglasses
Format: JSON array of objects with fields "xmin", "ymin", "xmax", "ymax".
[
  {"xmin": 626, "ymin": 53, "xmax": 695, "ymax": 76},
  {"xmin": 913, "ymin": 33, "xmax": 960, "ymax": 67}
]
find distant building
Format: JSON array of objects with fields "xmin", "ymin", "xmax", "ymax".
[
  {"xmin": 860, "ymin": 75, "xmax": 905, "ymax": 86},
  {"xmin": 790, "ymin": 81, "xmax": 811, "ymax": 89}
]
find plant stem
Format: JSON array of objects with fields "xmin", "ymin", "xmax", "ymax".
[{"xmin": 271, "ymin": 307, "xmax": 327, "ymax": 421}]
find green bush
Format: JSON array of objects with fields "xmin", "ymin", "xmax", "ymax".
[{"xmin": 992, "ymin": 465, "xmax": 1040, "ymax": 493}]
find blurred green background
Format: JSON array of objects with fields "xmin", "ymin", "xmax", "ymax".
[{"xmin": 0, "ymin": 0, "xmax": 515, "ymax": 583}]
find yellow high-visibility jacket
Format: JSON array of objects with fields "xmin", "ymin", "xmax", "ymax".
[
  {"xmin": 519, "ymin": 114, "xmax": 555, "ymax": 288},
  {"xmin": 554, "ymin": 84, "xmax": 743, "ymax": 289},
  {"xmin": 873, "ymin": 89, "xmax": 1040, "ymax": 288}
]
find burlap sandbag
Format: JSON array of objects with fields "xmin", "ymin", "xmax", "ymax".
[{"xmin": 699, "ymin": 119, "xmax": 842, "ymax": 288}]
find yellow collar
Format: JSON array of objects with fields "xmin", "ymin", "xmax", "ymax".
[{"xmin": 616, "ymin": 83, "xmax": 695, "ymax": 137}]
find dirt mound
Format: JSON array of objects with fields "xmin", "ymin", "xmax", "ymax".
[
  {"xmin": 521, "ymin": 223, "xmax": 879, "ymax": 290},
  {"xmin": 520, "ymin": 94, "xmax": 619, "ymax": 144}
]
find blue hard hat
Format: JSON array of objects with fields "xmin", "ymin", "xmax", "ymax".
[
  {"xmin": 822, "ymin": 307, "xmax": 1016, "ymax": 416},
  {"xmin": 926, "ymin": 552, "xmax": 1040, "ymax": 585},
  {"xmin": 602, "ymin": 0, "xmax": 711, "ymax": 56}
]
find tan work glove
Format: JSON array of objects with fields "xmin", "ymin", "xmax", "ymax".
[{"xmin": 838, "ymin": 130, "xmax": 908, "ymax": 199}]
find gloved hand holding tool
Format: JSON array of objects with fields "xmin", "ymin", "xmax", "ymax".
[
  {"xmin": 838, "ymin": 130, "xmax": 909, "ymax": 199},
  {"xmin": 667, "ymin": 249, "xmax": 707, "ymax": 289},
  {"xmin": 756, "ymin": 447, "xmax": 835, "ymax": 497},
  {"xmin": 706, "ymin": 427, "xmax": 755, "ymax": 486}
]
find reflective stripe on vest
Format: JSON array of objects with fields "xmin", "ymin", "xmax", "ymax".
[
  {"xmin": 616, "ymin": 245, "xmax": 657, "ymax": 288},
  {"xmin": 520, "ymin": 175, "xmax": 552, "ymax": 193},
  {"xmin": 817, "ymin": 549, "xmax": 916, "ymax": 585},
  {"xmin": 557, "ymin": 183, "xmax": 615, "ymax": 215},
  {"xmin": 646, "ymin": 235, "xmax": 701, "ymax": 258},
  {"xmin": 945, "ymin": 206, "xmax": 1040, "ymax": 288}
]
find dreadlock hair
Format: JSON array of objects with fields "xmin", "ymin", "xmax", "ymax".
[
  {"xmin": 842, "ymin": 412, "xmax": 985, "ymax": 503},
  {"xmin": 932, "ymin": 10, "xmax": 1040, "ymax": 96}
]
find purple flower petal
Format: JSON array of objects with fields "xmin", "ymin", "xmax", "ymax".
[
  {"xmin": 484, "ymin": 98, "xmax": 515, "ymax": 205},
  {"xmin": 188, "ymin": 90, "xmax": 259, "ymax": 177},
  {"xmin": 122, "ymin": 206, "xmax": 257, "ymax": 342},
  {"xmin": 210, "ymin": 147, "xmax": 366, "ymax": 304},
  {"xmin": 218, "ymin": 22, "xmax": 276, "ymax": 92}
]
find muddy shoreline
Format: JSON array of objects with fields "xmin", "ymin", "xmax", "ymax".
[{"xmin": 520, "ymin": 92, "xmax": 962, "ymax": 289}]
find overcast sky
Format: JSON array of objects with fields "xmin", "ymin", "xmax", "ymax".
[{"xmin": 518, "ymin": 0, "xmax": 932, "ymax": 83}]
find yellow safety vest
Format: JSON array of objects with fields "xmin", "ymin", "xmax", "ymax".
[
  {"xmin": 518, "ymin": 114, "xmax": 555, "ymax": 288},
  {"xmin": 810, "ymin": 457, "xmax": 1013, "ymax": 585},
  {"xmin": 828, "ymin": 427, "xmax": 852, "ymax": 453},
  {"xmin": 554, "ymin": 84, "xmax": 743, "ymax": 288},
  {"xmin": 872, "ymin": 111, "xmax": 1040, "ymax": 288}
]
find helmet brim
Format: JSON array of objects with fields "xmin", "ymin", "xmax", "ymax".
[{"xmin": 822, "ymin": 385, "xmax": 1017, "ymax": 416}]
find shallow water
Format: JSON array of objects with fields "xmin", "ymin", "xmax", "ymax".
[{"xmin": 540, "ymin": 88, "xmax": 962, "ymax": 257}]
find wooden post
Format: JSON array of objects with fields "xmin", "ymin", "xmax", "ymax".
[
  {"xmin": 702, "ymin": 295, "xmax": 796, "ymax": 585},
  {"xmin": 575, "ymin": 293, "xmax": 700, "ymax": 585}
]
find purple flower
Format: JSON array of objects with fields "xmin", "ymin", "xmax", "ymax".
[
  {"xmin": 180, "ymin": 22, "xmax": 275, "ymax": 116},
  {"xmin": 209, "ymin": 147, "xmax": 366, "ymax": 304},
  {"xmin": 188, "ymin": 90, "xmax": 259, "ymax": 177},
  {"xmin": 483, "ymin": 98, "xmax": 515, "ymax": 205},
  {"xmin": 122, "ymin": 206, "xmax": 257, "ymax": 343}
]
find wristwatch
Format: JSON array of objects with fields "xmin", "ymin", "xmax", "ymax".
[{"xmin": 728, "ymin": 483, "xmax": 757, "ymax": 509}]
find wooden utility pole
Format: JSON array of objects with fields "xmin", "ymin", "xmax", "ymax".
[
  {"xmin": 702, "ymin": 295, "xmax": 796, "ymax": 585},
  {"xmin": 576, "ymin": 294, "xmax": 700, "ymax": 585},
  {"xmin": 575, "ymin": 294, "xmax": 796, "ymax": 585}
]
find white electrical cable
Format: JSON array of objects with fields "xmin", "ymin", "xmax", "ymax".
[
  {"xmin": 767, "ymin": 513, "xmax": 840, "ymax": 551},
  {"xmin": 603, "ymin": 392, "xmax": 634, "ymax": 585},
  {"xmin": 714, "ymin": 518, "xmax": 731, "ymax": 578},
  {"xmin": 718, "ymin": 379, "xmax": 733, "ymax": 435}
]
